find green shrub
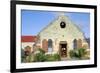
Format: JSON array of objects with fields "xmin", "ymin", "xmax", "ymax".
[
  {"xmin": 28, "ymin": 48, "xmax": 62, "ymax": 62},
  {"xmin": 69, "ymin": 50, "xmax": 75, "ymax": 58},
  {"xmin": 78, "ymin": 48, "xmax": 87, "ymax": 58},
  {"xmin": 45, "ymin": 55, "xmax": 55, "ymax": 61},
  {"xmin": 34, "ymin": 52, "xmax": 46, "ymax": 62},
  {"xmin": 53, "ymin": 53, "xmax": 61, "ymax": 61},
  {"xmin": 21, "ymin": 48, "xmax": 25, "ymax": 62},
  {"xmin": 45, "ymin": 53, "xmax": 61, "ymax": 61},
  {"xmin": 22, "ymin": 54, "xmax": 34, "ymax": 63},
  {"xmin": 69, "ymin": 48, "xmax": 87, "ymax": 59},
  {"xmin": 21, "ymin": 56, "xmax": 25, "ymax": 63},
  {"xmin": 38, "ymin": 48, "xmax": 45, "ymax": 54}
]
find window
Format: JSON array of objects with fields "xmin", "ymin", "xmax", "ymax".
[
  {"xmin": 60, "ymin": 21, "xmax": 66, "ymax": 28},
  {"xmin": 48, "ymin": 39, "xmax": 53, "ymax": 52},
  {"xmin": 73, "ymin": 39, "xmax": 77, "ymax": 49}
]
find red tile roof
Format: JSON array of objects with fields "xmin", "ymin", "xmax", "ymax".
[{"xmin": 21, "ymin": 36, "xmax": 37, "ymax": 42}]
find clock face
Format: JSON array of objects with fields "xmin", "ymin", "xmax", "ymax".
[{"xmin": 60, "ymin": 21, "xmax": 66, "ymax": 28}]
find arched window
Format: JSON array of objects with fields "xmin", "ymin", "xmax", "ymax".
[
  {"xmin": 73, "ymin": 39, "xmax": 77, "ymax": 49},
  {"xmin": 48, "ymin": 39, "xmax": 53, "ymax": 52}
]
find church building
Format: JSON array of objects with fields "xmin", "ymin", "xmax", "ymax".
[{"xmin": 35, "ymin": 13, "xmax": 89, "ymax": 58}]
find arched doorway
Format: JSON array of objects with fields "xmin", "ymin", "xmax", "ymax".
[
  {"xmin": 48, "ymin": 39, "xmax": 53, "ymax": 52},
  {"xmin": 42, "ymin": 39, "xmax": 48, "ymax": 52},
  {"xmin": 59, "ymin": 41, "xmax": 67, "ymax": 57}
]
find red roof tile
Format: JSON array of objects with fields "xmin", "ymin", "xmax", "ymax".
[{"xmin": 21, "ymin": 36, "xmax": 37, "ymax": 42}]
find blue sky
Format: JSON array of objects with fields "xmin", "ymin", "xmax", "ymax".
[{"xmin": 21, "ymin": 10, "xmax": 90, "ymax": 38}]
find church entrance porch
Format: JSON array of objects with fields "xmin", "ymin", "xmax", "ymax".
[{"xmin": 59, "ymin": 41, "xmax": 67, "ymax": 58}]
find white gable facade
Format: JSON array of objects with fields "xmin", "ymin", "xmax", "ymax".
[{"xmin": 37, "ymin": 14, "xmax": 89, "ymax": 58}]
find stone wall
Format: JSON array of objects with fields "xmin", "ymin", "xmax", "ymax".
[{"xmin": 38, "ymin": 14, "xmax": 89, "ymax": 56}]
